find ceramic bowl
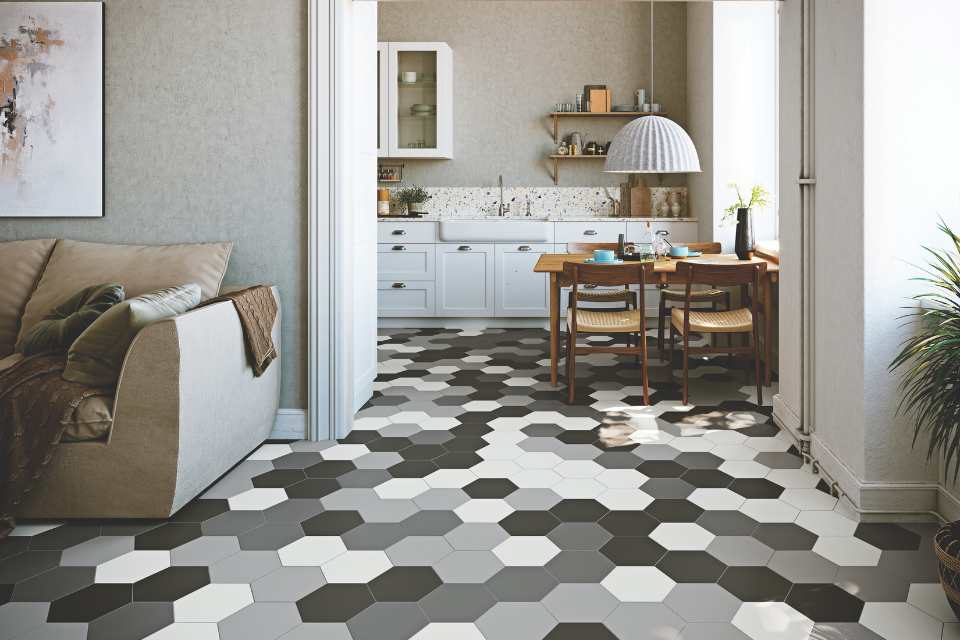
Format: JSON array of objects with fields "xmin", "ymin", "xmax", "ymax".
[
  {"xmin": 669, "ymin": 246, "xmax": 689, "ymax": 258},
  {"xmin": 593, "ymin": 249, "xmax": 616, "ymax": 263}
]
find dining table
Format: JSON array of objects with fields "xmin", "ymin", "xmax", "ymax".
[{"xmin": 533, "ymin": 253, "xmax": 780, "ymax": 387}]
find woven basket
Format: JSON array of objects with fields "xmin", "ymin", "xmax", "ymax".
[{"xmin": 934, "ymin": 522, "xmax": 960, "ymax": 619}]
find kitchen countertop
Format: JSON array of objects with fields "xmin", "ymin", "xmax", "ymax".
[{"xmin": 377, "ymin": 216, "xmax": 699, "ymax": 222}]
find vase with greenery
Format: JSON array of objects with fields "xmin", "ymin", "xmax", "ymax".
[
  {"xmin": 723, "ymin": 183, "xmax": 771, "ymax": 259},
  {"xmin": 889, "ymin": 220, "xmax": 960, "ymax": 615},
  {"xmin": 394, "ymin": 186, "xmax": 431, "ymax": 216}
]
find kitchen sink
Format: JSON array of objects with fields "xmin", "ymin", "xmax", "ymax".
[{"xmin": 439, "ymin": 219, "xmax": 552, "ymax": 242}]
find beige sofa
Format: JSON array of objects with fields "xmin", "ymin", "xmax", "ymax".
[{"xmin": 0, "ymin": 238, "xmax": 281, "ymax": 519}]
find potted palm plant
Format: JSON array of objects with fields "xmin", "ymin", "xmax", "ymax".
[
  {"xmin": 723, "ymin": 183, "xmax": 771, "ymax": 259},
  {"xmin": 394, "ymin": 186, "xmax": 431, "ymax": 217},
  {"xmin": 889, "ymin": 220, "xmax": 960, "ymax": 616}
]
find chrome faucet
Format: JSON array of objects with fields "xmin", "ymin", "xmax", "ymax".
[{"xmin": 498, "ymin": 175, "xmax": 510, "ymax": 217}]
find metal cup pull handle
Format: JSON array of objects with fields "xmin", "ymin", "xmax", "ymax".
[
  {"xmin": 518, "ymin": 245, "xmax": 532, "ymax": 251},
  {"xmin": 584, "ymin": 230, "xmax": 598, "ymax": 236},
  {"xmin": 392, "ymin": 245, "xmax": 407, "ymax": 251},
  {"xmin": 392, "ymin": 282, "xmax": 406, "ymax": 289},
  {"xmin": 392, "ymin": 229, "xmax": 407, "ymax": 236},
  {"xmin": 458, "ymin": 245, "xmax": 472, "ymax": 251}
]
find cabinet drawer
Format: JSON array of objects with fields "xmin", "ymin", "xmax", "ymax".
[
  {"xmin": 378, "ymin": 244, "xmax": 435, "ymax": 280},
  {"xmin": 377, "ymin": 221, "xmax": 437, "ymax": 243},
  {"xmin": 555, "ymin": 221, "xmax": 628, "ymax": 246},
  {"xmin": 378, "ymin": 280, "xmax": 435, "ymax": 317},
  {"xmin": 626, "ymin": 220, "xmax": 699, "ymax": 244}
]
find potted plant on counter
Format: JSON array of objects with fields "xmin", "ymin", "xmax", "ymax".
[
  {"xmin": 889, "ymin": 220, "xmax": 960, "ymax": 616},
  {"xmin": 723, "ymin": 183, "xmax": 771, "ymax": 259},
  {"xmin": 394, "ymin": 186, "xmax": 431, "ymax": 217}
]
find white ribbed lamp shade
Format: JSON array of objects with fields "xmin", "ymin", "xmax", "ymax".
[{"xmin": 604, "ymin": 115, "xmax": 701, "ymax": 173}]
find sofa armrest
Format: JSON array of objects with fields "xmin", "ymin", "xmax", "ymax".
[{"xmin": 111, "ymin": 286, "xmax": 281, "ymax": 513}]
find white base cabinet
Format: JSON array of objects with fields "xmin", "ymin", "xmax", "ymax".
[
  {"xmin": 436, "ymin": 244, "xmax": 496, "ymax": 317},
  {"xmin": 377, "ymin": 220, "xmax": 700, "ymax": 319},
  {"xmin": 495, "ymin": 244, "xmax": 553, "ymax": 317}
]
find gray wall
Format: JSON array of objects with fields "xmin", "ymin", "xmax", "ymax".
[
  {"xmin": 0, "ymin": 0, "xmax": 307, "ymax": 409},
  {"xmin": 685, "ymin": 3, "xmax": 713, "ymax": 242},
  {"xmin": 379, "ymin": 1, "xmax": 688, "ymax": 188}
]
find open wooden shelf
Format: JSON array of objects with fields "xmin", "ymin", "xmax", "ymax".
[
  {"xmin": 548, "ymin": 154, "xmax": 608, "ymax": 184},
  {"xmin": 550, "ymin": 111, "xmax": 663, "ymax": 143}
]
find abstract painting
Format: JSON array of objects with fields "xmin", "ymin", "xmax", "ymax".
[{"xmin": 0, "ymin": 3, "xmax": 102, "ymax": 217}]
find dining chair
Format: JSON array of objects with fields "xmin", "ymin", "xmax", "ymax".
[
  {"xmin": 564, "ymin": 261, "xmax": 654, "ymax": 405},
  {"xmin": 670, "ymin": 260, "xmax": 766, "ymax": 406},
  {"xmin": 565, "ymin": 243, "xmax": 637, "ymax": 310},
  {"xmin": 657, "ymin": 242, "xmax": 730, "ymax": 360}
]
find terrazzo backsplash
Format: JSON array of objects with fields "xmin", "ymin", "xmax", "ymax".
[{"xmin": 383, "ymin": 186, "xmax": 688, "ymax": 218}]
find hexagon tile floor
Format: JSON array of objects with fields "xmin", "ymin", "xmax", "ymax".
[{"xmin": 0, "ymin": 328, "xmax": 952, "ymax": 640}]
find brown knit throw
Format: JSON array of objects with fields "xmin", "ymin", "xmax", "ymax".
[
  {"xmin": 200, "ymin": 286, "xmax": 278, "ymax": 376},
  {"xmin": 0, "ymin": 354, "xmax": 113, "ymax": 538}
]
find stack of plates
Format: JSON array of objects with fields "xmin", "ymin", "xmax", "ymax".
[
  {"xmin": 612, "ymin": 104, "xmax": 640, "ymax": 112},
  {"xmin": 410, "ymin": 104, "xmax": 436, "ymax": 116}
]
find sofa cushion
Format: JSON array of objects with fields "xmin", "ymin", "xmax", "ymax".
[
  {"xmin": 16, "ymin": 239, "xmax": 231, "ymax": 350},
  {"xmin": 64, "ymin": 284, "xmax": 202, "ymax": 386},
  {"xmin": 20, "ymin": 284, "xmax": 125, "ymax": 356},
  {"xmin": 0, "ymin": 239, "xmax": 56, "ymax": 358},
  {"xmin": 61, "ymin": 395, "xmax": 114, "ymax": 442}
]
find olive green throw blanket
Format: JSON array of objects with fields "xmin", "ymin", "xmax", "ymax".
[{"xmin": 0, "ymin": 354, "xmax": 113, "ymax": 538}]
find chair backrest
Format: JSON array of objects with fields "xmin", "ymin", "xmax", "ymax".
[
  {"xmin": 566, "ymin": 242, "xmax": 619, "ymax": 253},
  {"xmin": 681, "ymin": 242, "xmax": 722, "ymax": 255},
  {"xmin": 562, "ymin": 261, "xmax": 653, "ymax": 287},
  {"xmin": 675, "ymin": 260, "xmax": 765, "ymax": 287}
]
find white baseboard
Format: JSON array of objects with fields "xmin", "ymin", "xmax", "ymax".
[
  {"xmin": 939, "ymin": 486, "xmax": 960, "ymax": 523},
  {"xmin": 271, "ymin": 408, "xmax": 306, "ymax": 440},
  {"xmin": 354, "ymin": 364, "xmax": 377, "ymax": 413},
  {"xmin": 811, "ymin": 433, "xmax": 942, "ymax": 522},
  {"xmin": 772, "ymin": 394, "xmax": 806, "ymax": 446}
]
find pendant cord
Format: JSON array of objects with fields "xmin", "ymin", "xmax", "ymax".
[{"xmin": 650, "ymin": 0, "xmax": 655, "ymax": 104}]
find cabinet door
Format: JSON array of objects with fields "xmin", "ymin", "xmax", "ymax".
[
  {"xmin": 377, "ymin": 43, "xmax": 389, "ymax": 158},
  {"xmin": 387, "ymin": 42, "xmax": 453, "ymax": 159},
  {"xmin": 436, "ymin": 244, "xmax": 494, "ymax": 316},
  {"xmin": 495, "ymin": 244, "xmax": 551, "ymax": 317}
]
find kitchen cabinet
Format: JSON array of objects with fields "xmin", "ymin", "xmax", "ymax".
[
  {"xmin": 378, "ymin": 244, "xmax": 435, "ymax": 281},
  {"xmin": 379, "ymin": 42, "xmax": 453, "ymax": 159},
  {"xmin": 554, "ymin": 221, "xmax": 628, "ymax": 247},
  {"xmin": 494, "ymin": 244, "xmax": 552, "ymax": 317},
  {"xmin": 378, "ymin": 280, "xmax": 435, "ymax": 317},
  {"xmin": 436, "ymin": 244, "xmax": 495, "ymax": 316}
]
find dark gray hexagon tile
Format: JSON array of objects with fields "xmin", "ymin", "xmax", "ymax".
[
  {"xmin": 347, "ymin": 602, "xmax": 428, "ymax": 640},
  {"xmin": 85, "ymin": 602, "xmax": 171, "ymax": 640},
  {"xmin": 11, "ymin": 566, "xmax": 95, "ymax": 603},
  {"xmin": 419, "ymin": 583, "xmax": 496, "ymax": 622}
]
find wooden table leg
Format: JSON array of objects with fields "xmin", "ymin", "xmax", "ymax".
[
  {"xmin": 550, "ymin": 273, "xmax": 560, "ymax": 386},
  {"xmin": 763, "ymin": 275, "xmax": 773, "ymax": 387}
]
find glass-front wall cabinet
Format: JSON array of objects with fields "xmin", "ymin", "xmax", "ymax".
[{"xmin": 378, "ymin": 42, "xmax": 453, "ymax": 159}]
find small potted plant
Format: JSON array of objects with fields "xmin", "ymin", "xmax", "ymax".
[
  {"xmin": 394, "ymin": 185, "xmax": 431, "ymax": 217},
  {"xmin": 889, "ymin": 220, "xmax": 960, "ymax": 616},
  {"xmin": 723, "ymin": 183, "xmax": 771, "ymax": 259}
]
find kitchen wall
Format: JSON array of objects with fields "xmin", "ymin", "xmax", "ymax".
[
  {"xmin": 685, "ymin": 2, "xmax": 713, "ymax": 243},
  {"xmin": 378, "ymin": 0, "xmax": 687, "ymax": 189},
  {"xmin": 0, "ymin": 0, "xmax": 307, "ymax": 410}
]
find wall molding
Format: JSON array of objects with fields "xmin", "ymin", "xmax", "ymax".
[
  {"xmin": 772, "ymin": 393, "xmax": 806, "ymax": 447},
  {"xmin": 811, "ymin": 434, "xmax": 942, "ymax": 523},
  {"xmin": 378, "ymin": 318, "xmax": 549, "ymax": 330},
  {"xmin": 271, "ymin": 409, "xmax": 306, "ymax": 441},
  {"xmin": 354, "ymin": 365, "xmax": 377, "ymax": 414}
]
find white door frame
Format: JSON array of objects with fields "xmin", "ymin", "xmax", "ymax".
[{"xmin": 307, "ymin": 0, "xmax": 352, "ymax": 441}]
